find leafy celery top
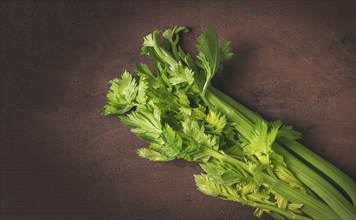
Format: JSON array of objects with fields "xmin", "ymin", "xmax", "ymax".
[{"xmin": 101, "ymin": 26, "xmax": 356, "ymax": 220}]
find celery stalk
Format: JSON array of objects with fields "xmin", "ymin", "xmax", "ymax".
[
  {"xmin": 273, "ymin": 143, "xmax": 355, "ymax": 219},
  {"xmin": 205, "ymin": 88, "xmax": 356, "ymax": 219},
  {"xmin": 208, "ymin": 86, "xmax": 356, "ymax": 206},
  {"xmin": 203, "ymin": 146, "xmax": 340, "ymax": 219}
]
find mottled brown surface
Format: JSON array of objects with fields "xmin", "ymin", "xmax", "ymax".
[{"xmin": 1, "ymin": 1, "xmax": 355, "ymax": 220}]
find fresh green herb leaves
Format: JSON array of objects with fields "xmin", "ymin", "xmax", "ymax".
[
  {"xmin": 196, "ymin": 26, "xmax": 233, "ymax": 95},
  {"xmin": 101, "ymin": 71, "xmax": 138, "ymax": 115}
]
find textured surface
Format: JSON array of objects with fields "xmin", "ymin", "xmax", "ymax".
[{"xmin": 1, "ymin": 1, "xmax": 355, "ymax": 220}]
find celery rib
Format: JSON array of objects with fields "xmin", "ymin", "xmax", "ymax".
[
  {"xmin": 262, "ymin": 174, "xmax": 339, "ymax": 220},
  {"xmin": 203, "ymin": 146, "xmax": 340, "ymax": 220},
  {"xmin": 208, "ymin": 86, "xmax": 356, "ymax": 206},
  {"xmin": 268, "ymin": 212, "xmax": 289, "ymax": 220},
  {"xmin": 273, "ymin": 143, "xmax": 355, "ymax": 219},
  {"xmin": 281, "ymin": 137, "xmax": 356, "ymax": 206},
  {"xmin": 247, "ymin": 202, "xmax": 313, "ymax": 220},
  {"xmin": 205, "ymin": 88, "xmax": 356, "ymax": 219}
]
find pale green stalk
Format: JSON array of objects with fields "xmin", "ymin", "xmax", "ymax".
[{"xmin": 208, "ymin": 86, "xmax": 356, "ymax": 205}]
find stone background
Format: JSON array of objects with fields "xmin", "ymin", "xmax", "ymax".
[{"xmin": 1, "ymin": 1, "xmax": 355, "ymax": 219}]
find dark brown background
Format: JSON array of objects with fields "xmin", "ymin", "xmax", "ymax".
[{"xmin": 1, "ymin": 1, "xmax": 355, "ymax": 220}]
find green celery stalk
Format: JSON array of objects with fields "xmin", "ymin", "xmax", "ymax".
[
  {"xmin": 273, "ymin": 143, "xmax": 355, "ymax": 219},
  {"xmin": 203, "ymin": 146, "xmax": 340, "ymax": 219},
  {"xmin": 204, "ymin": 89, "xmax": 356, "ymax": 219},
  {"xmin": 245, "ymin": 202, "xmax": 312, "ymax": 220},
  {"xmin": 268, "ymin": 211, "xmax": 289, "ymax": 220},
  {"xmin": 208, "ymin": 86, "xmax": 356, "ymax": 206},
  {"xmin": 280, "ymin": 137, "xmax": 356, "ymax": 206}
]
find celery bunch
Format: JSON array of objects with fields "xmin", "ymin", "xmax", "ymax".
[{"xmin": 101, "ymin": 26, "xmax": 355, "ymax": 219}]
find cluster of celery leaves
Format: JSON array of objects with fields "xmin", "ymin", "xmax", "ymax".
[{"xmin": 101, "ymin": 26, "xmax": 355, "ymax": 220}]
